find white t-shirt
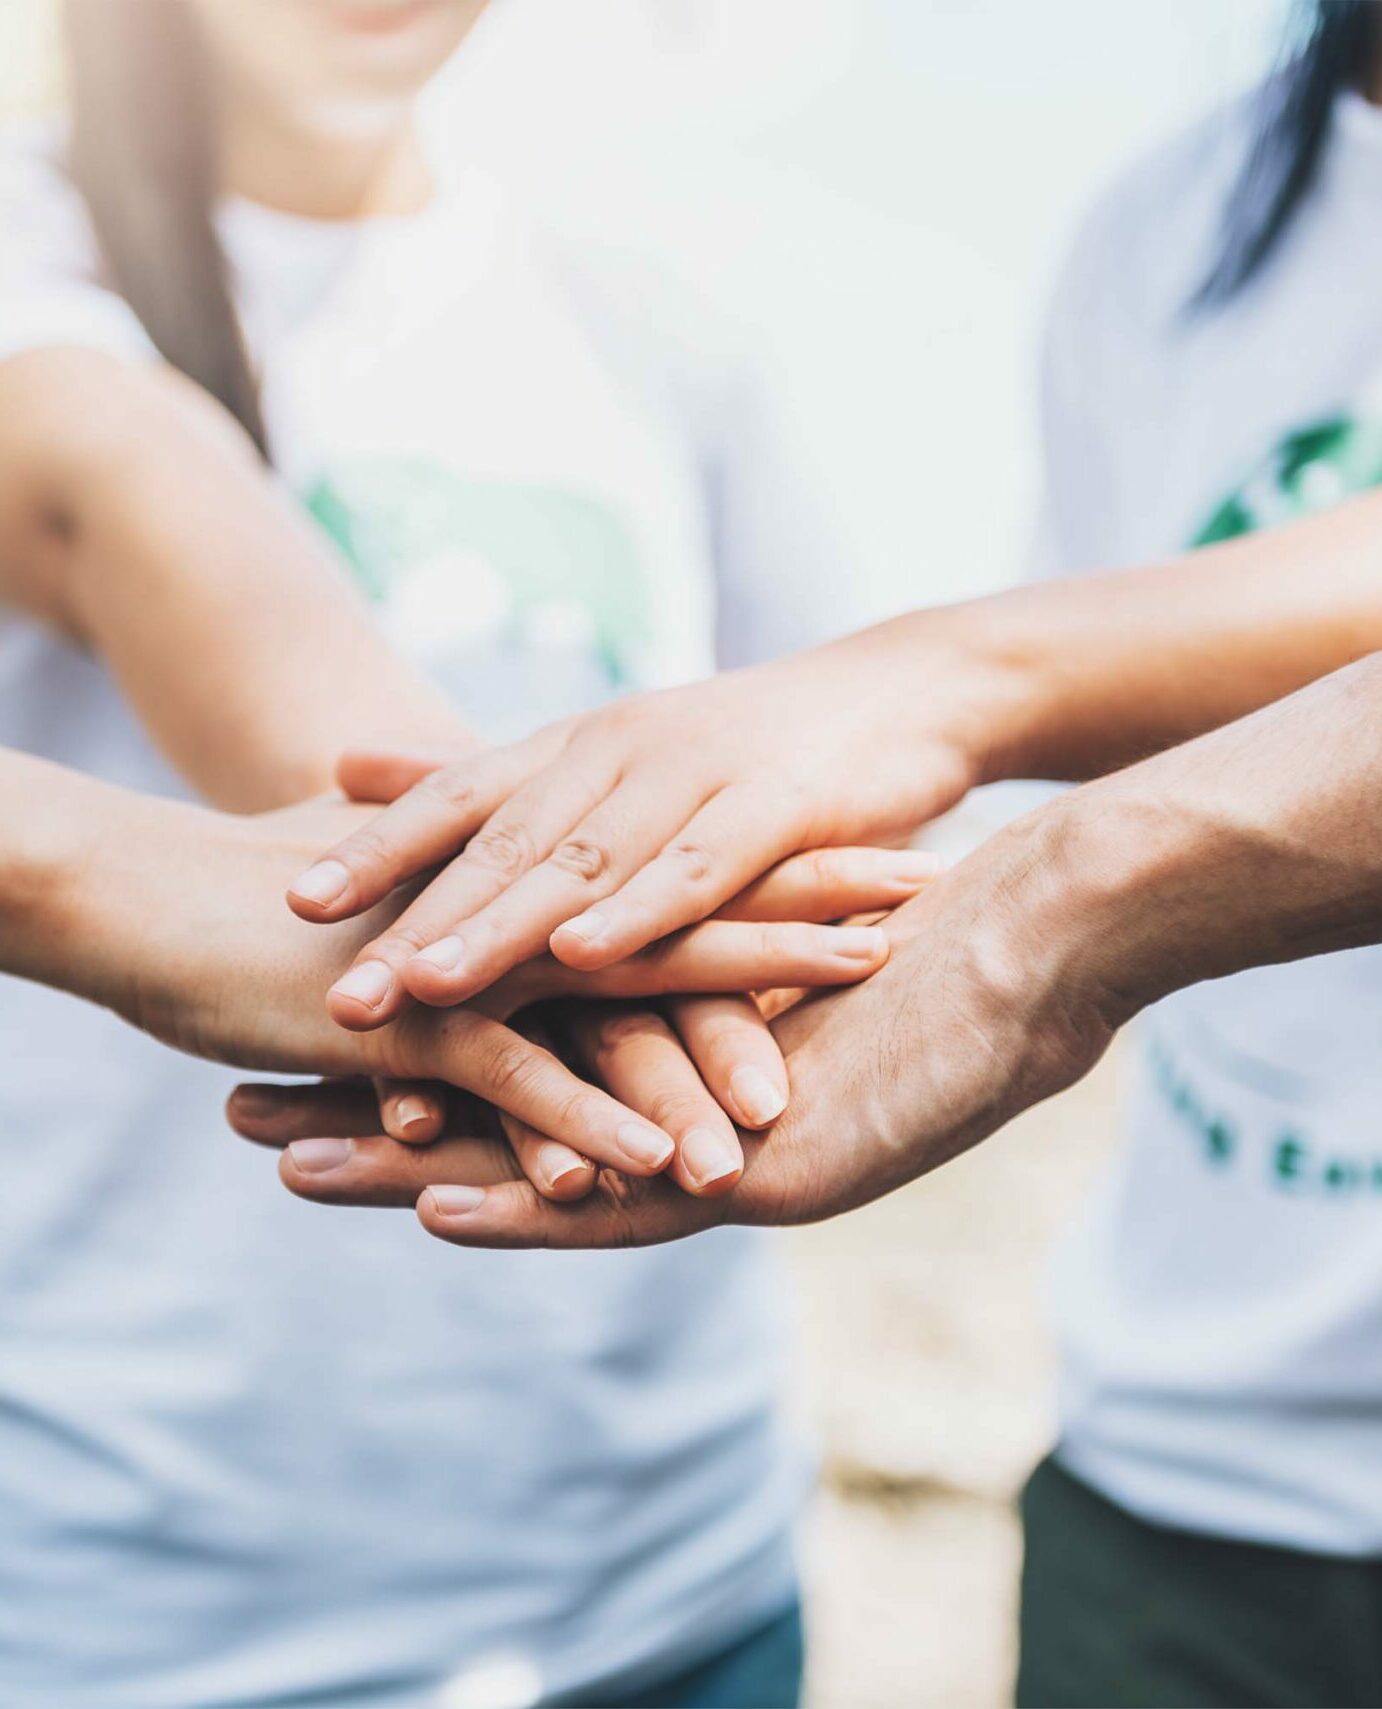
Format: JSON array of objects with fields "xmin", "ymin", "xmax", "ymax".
[
  {"xmin": 0, "ymin": 131, "xmax": 811, "ymax": 1707},
  {"xmin": 1036, "ymin": 88, "xmax": 1382, "ymax": 1556}
]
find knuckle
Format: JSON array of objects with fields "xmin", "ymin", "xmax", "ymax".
[
  {"xmin": 374, "ymin": 918, "xmax": 435, "ymax": 958},
  {"xmin": 663, "ymin": 840, "xmax": 713, "ymax": 885},
  {"xmin": 419, "ymin": 765, "xmax": 478, "ymax": 814},
  {"xmin": 336, "ymin": 824, "xmax": 395, "ymax": 878},
  {"xmin": 482, "ymin": 1035, "xmax": 548, "ymax": 1103},
  {"xmin": 551, "ymin": 837, "xmax": 612, "ymax": 884},
  {"xmin": 466, "ymin": 823, "xmax": 536, "ymax": 878}
]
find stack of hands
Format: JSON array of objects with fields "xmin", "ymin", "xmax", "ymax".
[
  {"xmin": 207, "ymin": 631, "xmax": 1139, "ymax": 1252},
  {"xmin": 44, "ymin": 573, "xmax": 1372, "ymax": 1253}
]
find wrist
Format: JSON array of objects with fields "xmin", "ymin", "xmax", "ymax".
[
  {"xmin": 1014, "ymin": 777, "xmax": 1209, "ymax": 1028},
  {"xmin": 861, "ymin": 602, "xmax": 1067, "ymax": 793}
]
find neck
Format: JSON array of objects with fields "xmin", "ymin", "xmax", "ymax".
[{"xmin": 218, "ymin": 95, "xmax": 432, "ymax": 221}]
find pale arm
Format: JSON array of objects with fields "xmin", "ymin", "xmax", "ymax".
[
  {"xmin": 291, "ymin": 649, "xmax": 1382, "ymax": 1247},
  {"xmin": 290, "ymin": 485, "xmax": 1382, "ymax": 1009},
  {"xmin": 0, "ymin": 345, "xmax": 467, "ymax": 809}
]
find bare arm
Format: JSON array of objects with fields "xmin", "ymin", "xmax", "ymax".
[
  {"xmin": 289, "ymin": 486, "xmax": 1382, "ymax": 1011},
  {"xmin": 0, "ymin": 345, "xmax": 467, "ymax": 808},
  {"xmin": 295, "ymin": 649, "xmax": 1382, "ymax": 1249}
]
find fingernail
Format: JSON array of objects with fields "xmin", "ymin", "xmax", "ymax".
[
  {"xmin": 393, "ymin": 1095, "xmax": 435, "ymax": 1139},
  {"xmin": 681, "ymin": 1126, "xmax": 742, "ymax": 1191},
  {"xmin": 830, "ymin": 925, "xmax": 888, "ymax": 961},
  {"xmin": 329, "ymin": 959, "xmax": 393, "ymax": 1011},
  {"xmin": 427, "ymin": 1184, "xmax": 486, "ymax": 1216},
  {"xmin": 288, "ymin": 1137, "xmax": 354, "ymax": 1174},
  {"xmin": 555, "ymin": 909, "xmax": 608, "ymax": 946},
  {"xmin": 539, "ymin": 1143, "xmax": 592, "ymax": 1192},
  {"xmin": 730, "ymin": 1066, "xmax": 787, "ymax": 1127},
  {"xmin": 891, "ymin": 850, "xmax": 943, "ymax": 882},
  {"xmin": 290, "ymin": 859, "xmax": 350, "ymax": 909},
  {"xmin": 413, "ymin": 936, "xmax": 466, "ymax": 975},
  {"xmin": 617, "ymin": 1121, "xmax": 675, "ymax": 1171}
]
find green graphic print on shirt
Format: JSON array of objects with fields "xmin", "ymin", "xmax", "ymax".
[
  {"xmin": 1152, "ymin": 408, "xmax": 1382, "ymax": 1195},
  {"xmin": 305, "ymin": 458, "xmax": 654, "ymax": 693}
]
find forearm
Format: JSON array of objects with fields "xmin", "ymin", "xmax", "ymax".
[
  {"xmin": 884, "ymin": 488, "xmax": 1382, "ymax": 789},
  {"xmin": 0, "ymin": 349, "xmax": 469, "ymax": 809},
  {"xmin": 1031, "ymin": 652, "xmax": 1382, "ymax": 1022},
  {"xmin": 0, "ymin": 746, "xmax": 181, "ymax": 1001}
]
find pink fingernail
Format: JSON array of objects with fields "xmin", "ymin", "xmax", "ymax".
[
  {"xmin": 730, "ymin": 1066, "xmax": 787, "ymax": 1127},
  {"xmin": 539, "ymin": 1143, "xmax": 592, "ymax": 1192},
  {"xmin": 681, "ymin": 1127, "xmax": 742, "ymax": 1191},
  {"xmin": 427, "ymin": 1184, "xmax": 485, "ymax": 1216},
  {"xmin": 288, "ymin": 1137, "xmax": 354, "ymax": 1174},
  {"xmin": 617, "ymin": 1122, "xmax": 675, "ymax": 1171},
  {"xmin": 414, "ymin": 936, "xmax": 466, "ymax": 975},
  {"xmin": 290, "ymin": 859, "xmax": 350, "ymax": 908},
  {"xmin": 393, "ymin": 1095, "xmax": 435, "ymax": 1139},
  {"xmin": 329, "ymin": 960, "xmax": 393, "ymax": 1011},
  {"xmin": 831, "ymin": 925, "xmax": 888, "ymax": 960},
  {"xmin": 555, "ymin": 910, "xmax": 608, "ymax": 946}
]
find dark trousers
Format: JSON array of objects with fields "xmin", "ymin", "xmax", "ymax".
[
  {"xmin": 1018, "ymin": 1455, "xmax": 1382, "ymax": 1708},
  {"xmin": 566, "ymin": 1602, "xmax": 804, "ymax": 1709}
]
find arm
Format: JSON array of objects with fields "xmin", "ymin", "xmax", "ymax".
[
  {"xmin": 0, "ymin": 346, "xmax": 466, "ymax": 808},
  {"xmin": 291, "ymin": 485, "xmax": 1382, "ymax": 1012},
  {"xmin": 310, "ymin": 649, "xmax": 1382, "ymax": 1248}
]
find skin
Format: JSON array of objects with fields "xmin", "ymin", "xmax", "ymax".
[
  {"xmin": 291, "ymin": 483, "xmax": 1382, "ymax": 1006},
  {"xmin": 1, "ymin": 757, "xmax": 933, "ymax": 1195},
  {"xmin": 0, "ymin": 0, "xmax": 936, "ymax": 1197},
  {"xmin": 244, "ymin": 655, "xmax": 1382, "ymax": 1246}
]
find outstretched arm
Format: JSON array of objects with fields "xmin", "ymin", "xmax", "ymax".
[
  {"xmin": 261, "ymin": 649, "xmax": 1382, "ymax": 1245},
  {"xmin": 0, "ymin": 346, "xmax": 465, "ymax": 808},
  {"xmin": 291, "ymin": 485, "xmax": 1382, "ymax": 1013}
]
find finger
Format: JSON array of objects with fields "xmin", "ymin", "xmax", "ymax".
[
  {"xmin": 397, "ymin": 769, "xmax": 717, "ymax": 1006},
  {"xmin": 279, "ymin": 1130, "xmax": 519, "ymax": 1209},
  {"xmin": 336, "ymin": 746, "xmax": 454, "ymax": 804},
  {"xmin": 567, "ymin": 1006, "xmax": 744, "ymax": 1197},
  {"xmin": 286, "ymin": 738, "xmax": 554, "ymax": 924},
  {"xmin": 328, "ymin": 757, "xmax": 634, "ymax": 1027},
  {"xmin": 718, "ymin": 846, "xmax": 942, "ymax": 923},
  {"xmin": 374, "ymin": 1078, "xmax": 447, "ymax": 1144},
  {"xmin": 228, "ymin": 1078, "xmax": 384, "ymax": 1145},
  {"xmin": 528, "ymin": 918, "xmax": 890, "ymax": 1006},
  {"xmin": 418, "ymin": 1171, "xmax": 730, "ymax": 1250},
  {"xmin": 549, "ymin": 784, "xmax": 812, "ymax": 970},
  {"xmin": 395, "ymin": 1007, "xmax": 677, "ymax": 1178},
  {"xmin": 666, "ymin": 994, "xmax": 788, "ymax": 1129},
  {"xmin": 498, "ymin": 1110, "xmax": 599, "ymax": 1202}
]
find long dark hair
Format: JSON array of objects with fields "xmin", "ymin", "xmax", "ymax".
[
  {"xmin": 1199, "ymin": 0, "xmax": 1379, "ymax": 305},
  {"xmin": 62, "ymin": 0, "xmax": 269, "ymax": 455}
]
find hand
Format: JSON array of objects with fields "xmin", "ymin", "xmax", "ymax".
[
  {"xmin": 285, "ymin": 613, "xmax": 1016, "ymax": 1008},
  {"xmin": 239, "ymin": 793, "xmax": 1123, "ymax": 1245},
  {"xmin": 53, "ymin": 789, "xmax": 937, "ymax": 1195},
  {"xmin": 57, "ymin": 792, "xmax": 923, "ymax": 1188},
  {"xmin": 315, "ymin": 840, "xmax": 943, "ymax": 1196},
  {"xmin": 231, "ymin": 994, "xmax": 795, "ymax": 1203}
]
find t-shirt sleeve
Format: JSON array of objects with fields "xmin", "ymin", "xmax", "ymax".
[{"xmin": 0, "ymin": 128, "xmax": 157, "ymax": 369}]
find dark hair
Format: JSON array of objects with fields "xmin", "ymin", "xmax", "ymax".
[
  {"xmin": 62, "ymin": 0, "xmax": 269, "ymax": 455},
  {"xmin": 1199, "ymin": 0, "xmax": 1379, "ymax": 305}
]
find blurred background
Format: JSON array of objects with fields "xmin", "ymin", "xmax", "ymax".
[{"xmin": 0, "ymin": 2, "xmax": 1289, "ymax": 1703}]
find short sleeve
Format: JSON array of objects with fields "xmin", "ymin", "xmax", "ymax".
[{"xmin": 0, "ymin": 124, "xmax": 157, "ymax": 369}]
